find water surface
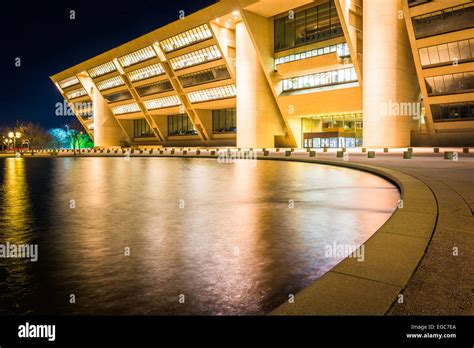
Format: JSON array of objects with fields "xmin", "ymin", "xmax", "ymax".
[{"xmin": 0, "ymin": 157, "xmax": 399, "ymax": 315}]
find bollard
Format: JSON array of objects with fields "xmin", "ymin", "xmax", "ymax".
[
  {"xmin": 263, "ymin": 150, "xmax": 269, "ymax": 156},
  {"xmin": 434, "ymin": 147, "xmax": 440, "ymax": 153},
  {"xmin": 444, "ymin": 151, "xmax": 455, "ymax": 160},
  {"xmin": 463, "ymin": 147, "xmax": 469, "ymax": 154},
  {"xmin": 309, "ymin": 151, "xmax": 316, "ymax": 157},
  {"xmin": 383, "ymin": 148, "xmax": 389, "ymax": 153},
  {"xmin": 403, "ymin": 151, "xmax": 412, "ymax": 159},
  {"xmin": 337, "ymin": 151, "xmax": 344, "ymax": 158},
  {"xmin": 368, "ymin": 151, "xmax": 376, "ymax": 158}
]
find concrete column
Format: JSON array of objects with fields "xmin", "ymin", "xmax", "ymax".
[
  {"xmin": 92, "ymin": 87, "xmax": 125, "ymax": 147},
  {"xmin": 77, "ymin": 73, "xmax": 126, "ymax": 147},
  {"xmin": 363, "ymin": 0, "xmax": 419, "ymax": 147},
  {"xmin": 236, "ymin": 21, "xmax": 283, "ymax": 148}
]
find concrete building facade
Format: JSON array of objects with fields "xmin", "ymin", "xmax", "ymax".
[{"xmin": 50, "ymin": 0, "xmax": 474, "ymax": 148}]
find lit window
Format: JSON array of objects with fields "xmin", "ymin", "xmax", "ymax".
[
  {"xmin": 144, "ymin": 95, "xmax": 182, "ymax": 110},
  {"xmin": 281, "ymin": 67, "xmax": 357, "ymax": 91},
  {"xmin": 187, "ymin": 84, "xmax": 236, "ymax": 103},
  {"xmin": 275, "ymin": 43, "xmax": 349, "ymax": 69},
  {"xmin": 127, "ymin": 63, "xmax": 165, "ymax": 82},
  {"xmin": 160, "ymin": 24, "xmax": 213, "ymax": 53},
  {"xmin": 111, "ymin": 103, "xmax": 141, "ymax": 115},
  {"xmin": 118, "ymin": 46, "xmax": 157, "ymax": 67},
  {"xmin": 67, "ymin": 87, "xmax": 87, "ymax": 99},
  {"xmin": 88, "ymin": 61, "xmax": 117, "ymax": 78},
  {"xmin": 133, "ymin": 119, "xmax": 154, "ymax": 137},
  {"xmin": 170, "ymin": 45, "xmax": 222, "ymax": 70},
  {"xmin": 418, "ymin": 39, "xmax": 474, "ymax": 67},
  {"xmin": 96, "ymin": 76, "xmax": 125, "ymax": 91},
  {"xmin": 59, "ymin": 76, "xmax": 80, "ymax": 89},
  {"xmin": 168, "ymin": 114, "xmax": 197, "ymax": 136}
]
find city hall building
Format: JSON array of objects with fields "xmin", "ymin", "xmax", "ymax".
[{"xmin": 51, "ymin": 0, "xmax": 474, "ymax": 148}]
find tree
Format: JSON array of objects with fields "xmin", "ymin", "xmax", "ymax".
[
  {"xmin": 17, "ymin": 122, "xmax": 52, "ymax": 150},
  {"xmin": 65, "ymin": 119, "xmax": 93, "ymax": 153},
  {"xmin": 49, "ymin": 128, "xmax": 69, "ymax": 149}
]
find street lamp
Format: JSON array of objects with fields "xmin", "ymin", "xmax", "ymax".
[{"xmin": 8, "ymin": 131, "xmax": 21, "ymax": 152}]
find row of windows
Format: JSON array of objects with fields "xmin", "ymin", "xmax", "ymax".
[
  {"xmin": 412, "ymin": 3, "xmax": 474, "ymax": 39},
  {"xmin": 88, "ymin": 61, "xmax": 117, "ymax": 78},
  {"xmin": 104, "ymin": 90, "xmax": 133, "ymax": 103},
  {"xmin": 168, "ymin": 114, "xmax": 197, "ymax": 136},
  {"xmin": 136, "ymin": 80, "xmax": 174, "ymax": 97},
  {"xmin": 96, "ymin": 76, "xmax": 125, "ymax": 91},
  {"xmin": 212, "ymin": 108, "xmax": 236, "ymax": 133},
  {"xmin": 59, "ymin": 76, "xmax": 80, "ymax": 89},
  {"xmin": 170, "ymin": 45, "xmax": 222, "ymax": 70},
  {"xmin": 408, "ymin": 0, "xmax": 431, "ymax": 7},
  {"xmin": 179, "ymin": 65, "xmax": 230, "ymax": 88},
  {"xmin": 187, "ymin": 84, "xmax": 236, "ymax": 103},
  {"xmin": 118, "ymin": 46, "xmax": 156, "ymax": 67},
  {"xmin": 274, "ymin": 0, "xmax": 342, "ymax": 51},
  {"xmin": 127, "ymin": 63, "xmax": 165, "ymax": 82},
  {"xmin": 425, "ymin": 71, "xmax": 474, "ymax": 96},
  {"xmin": 431, "ymin": 102, "xmax": 474, "ymax": 122},
  {"xmin": 419, "ymin": 39, "xmax": 474, "ymax": 67},
  {"xmin": 80, "ymin": 112, "xmax": 94, "ymax": 120},
  {"xmin": 144, "ymin": 95, "xmax": 182, "ymax": 110},
  {"xmin": 275, "ymin": 42, "xmax": 349, "ymax": 68},
  {"xmin": 133, "ymin": 119, "xmax": 154, "ymax": 138},
  {"xmin": 111, "ymin": 103, "xmax": 140, "ymax": 115},
  {"xmin": 160, "ymin": 24, "xmax": 213, "ymax": 53},
  {"xmin": 282, "ymin": 67, "xmax": 357, "ymax": 91},
  {"xmin": 67, "ymin": 87, "xmax": 87, "ymax": 99}
]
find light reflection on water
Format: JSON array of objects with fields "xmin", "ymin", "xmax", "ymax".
[{"xmin": 0, "ymin": 157, "xmax": 399, "ymax": 315}]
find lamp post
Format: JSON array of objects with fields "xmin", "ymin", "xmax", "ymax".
[
  {"xmin": 8, "ymin": 132, "xmax": 14, "ymax": 152},
  {"xmin": 8, "ymin": 131, "xmax": 21, "ymax": 152}
]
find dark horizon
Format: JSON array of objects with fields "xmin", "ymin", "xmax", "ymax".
[{"xmin": 0, "ymin": 0, "xmax": 216, "ymax": 130}]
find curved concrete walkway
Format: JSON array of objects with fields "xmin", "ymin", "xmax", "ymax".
[
  {"xmin": 5, "ymin": 147, "xmax": 473, "ymax": 315},
  {"xmin": 264, "ymin": 148, "xmax": 473, "ymax": 316}
]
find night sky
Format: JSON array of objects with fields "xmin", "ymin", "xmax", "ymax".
[{"xmin": 0, "ymin": 0, "xmax": 216, "ymax": 130}]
